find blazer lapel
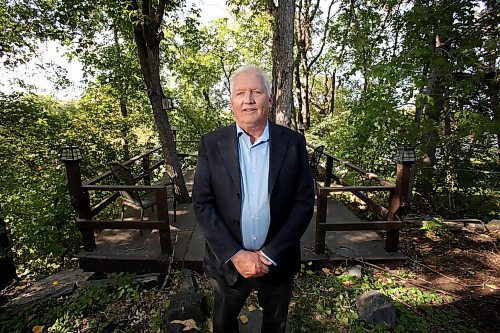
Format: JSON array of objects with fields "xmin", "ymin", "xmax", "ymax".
[
  {"xmin": 218, "ymin": 125, "xmax": 241, "ymax": 194},
  {"xmin": 269, "ymin": 123, "xmax": 288, "ymax": 195}
]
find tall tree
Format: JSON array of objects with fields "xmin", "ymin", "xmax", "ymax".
[
  {"xmin": 267, "ymin": 0, "xmax": 295, "ymax": 127},
  {"xmin": 128, "ymin": 0, "xmax": 190, "ymax": 202}
]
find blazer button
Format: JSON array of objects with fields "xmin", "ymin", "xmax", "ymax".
[
  {"xmin": 236, "ymin": 193, "xmax": 241, "ymax": 198},
  {"xmin": 234, "ymin": 220, "xmax": 239, "ymax": 225}
]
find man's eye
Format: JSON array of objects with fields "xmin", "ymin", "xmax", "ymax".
[{"xmin": 253, "ymin": 90, "xmax": 262, "ymax": 95}]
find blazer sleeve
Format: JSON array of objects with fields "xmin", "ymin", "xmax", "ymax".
[
  {"xmin": 192, "ymin": 136, "xmax": 242, "ymax": 264},
  {"xmin": 261, "ymin": 135, "xmax": 315, "ymax": 263}
]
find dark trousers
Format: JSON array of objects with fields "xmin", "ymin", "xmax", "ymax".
[{"xmin": 212, "ymin": 275, "xmax": 294, "ymax": 333}]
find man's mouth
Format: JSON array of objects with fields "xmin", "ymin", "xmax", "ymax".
[{"xmin": 243, "ymin": 108, "xmax": 257, "ymax": 112}]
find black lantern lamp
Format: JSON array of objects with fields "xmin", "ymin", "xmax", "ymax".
[
  {"xmin": 60, "ymin": 146, "xmax": 82, "ymax": 162},
  {"xmin": 395, "ymin": 145, "xmax": 416, "ymax": 164},
  {"xmin": 298, "ymin": 123, "xmax": 305, "ymax": 135},
  {"xmin": 162, "ymin": 97, "xmax": 174, "ymax": 111}
]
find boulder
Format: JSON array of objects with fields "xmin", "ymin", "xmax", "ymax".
[{"xmin": 355, "ymin": 290, "xmax": 396, "ymax": 328}]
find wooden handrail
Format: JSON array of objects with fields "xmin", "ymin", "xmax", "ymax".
[
  {"xmin": 76, "ymin": 220, "xmax": 171, "ymax": 230},
  {"xmin": 318, "ymin": 221, "xmax": 403, "ymax": 231},
  {"xmin": 322, "ymin": 151, "xmax": 395, "ymax": 187},
  {"xmin": 83, "ymin": 146, "xmax": 162, "ymax": 185},
  {"xmin": 318, "ymin": 185, "xmax": 396, "ymax": 193},
  {"xmin": 90, "ymin": 192, "xmax": 120, "ymax": 217},
  {"xmin": 83, "ymin": 184, "xmax": 168, "ymax": 191},
  {"xmin": 306, "ymin": 143, "xmax": 394, "ymax": 187}
]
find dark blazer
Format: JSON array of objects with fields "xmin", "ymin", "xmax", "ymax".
[{"xmin": 192, "ymin": 122, "xmax": 315, "ymax": 286}]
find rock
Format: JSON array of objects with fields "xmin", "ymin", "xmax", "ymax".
[
  {"xmin": 355, "ymin": 290, "xmax": 396, "ymax": 328},
  {"xmin": 1, "ymin": 269, "xmax": 93, "ymax": 316},
  {"xmin": 162, "ymin": 291, "xmax": 206, "ymax": 332},
  {"xmin": 133, "ymin": 273, "xmax": 160, "ymax": 289},
  {"xmin": 179, "ymin": 269, "xmax": 196, "ymax": 293},
  {"xmin": 487, "ymin": 219, "xmax": 500, "ymax": 230},
  {"xmin": 343, "ymin": 265, "xmax": 362, "ymax": 278},
  {"xmin": 162, "ymin": 270, "xmax": 207, "ymax": 333}
]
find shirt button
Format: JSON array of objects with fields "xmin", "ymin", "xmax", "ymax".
[{"xmin": 252, "ymin": 236, "xmax": 257, "ymax": 241}]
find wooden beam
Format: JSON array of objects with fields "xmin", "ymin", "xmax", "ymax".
[
  {"xmin": 76, "ymin": 220, "xmax": 171, "ymax": 230},
  {"xmin": 319, "ymin": 185, "xmax": 396, "ymax": 193},
  {"xmin": 90, "ymin": 192, "xmax": 120, "ymax": 217},
  {"xmin": 318, "ymin": 221, "xmax": 403, "ymax": 231},
  {"xmin": 83, "ymin": 184, "xmax": 167, "ymax": 191}
]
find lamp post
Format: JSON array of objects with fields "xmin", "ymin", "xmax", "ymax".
[
  {"xmin": 298, "ymin": 123, "xmax": 305, "ymax": 135},
  {"xmin": 60, "ymin": 146, "xmax": 95, "ymax": 251},
  {"xmin": 386, "ymin": 145, "xmax": 416, "ymax": 252},
  {"xmin": 162, "ymin": 96, "xmax": 174, "ymax": 111}
]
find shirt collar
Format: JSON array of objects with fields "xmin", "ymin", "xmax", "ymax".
[{"xmin": 236, "ymin": 120, "xmax": 270, "ymax": 143}]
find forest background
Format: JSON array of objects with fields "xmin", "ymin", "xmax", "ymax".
[{"xmin": 0, "ymin": 0, "xmax": 498, "ymax": 281}]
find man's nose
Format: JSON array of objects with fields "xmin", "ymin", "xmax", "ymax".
[{"xmin": 244, "ymin": 92, "xmax": 255, "ymax": 103}]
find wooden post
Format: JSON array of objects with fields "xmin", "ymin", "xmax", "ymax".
[
  {"xmin": 314, "ymin": 189, "xmax": 327, "ymax": 254},
  {"xmin": 142, "ymin": 155, "xmax": 151, "ymax": 185},
  {"xmin": 0, "ymin": 207, "xmax": 17, "ymax": 289},
  {"xmin": 386, "ymin": 161, "xmax": 413, "ymax": 252},
  {"xmin": 63, "ymin": 160, "xmax": 95, "ymax": 252},
  {"xmin": 325, "ymin": 156, "xmax": 333, "ymax": 187},
  {"xmin": 156, "ymin": 187, "xmax": 171, "ymax": 254}
]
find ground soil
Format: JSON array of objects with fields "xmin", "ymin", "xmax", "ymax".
[{"xmin": 398, "ymin": 224, "xmax": 500, "ymax": 333}]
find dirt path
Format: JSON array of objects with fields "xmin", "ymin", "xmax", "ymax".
[{"xmin": 399, "ymin": 224, "xmax": 500, "ymax": 333}]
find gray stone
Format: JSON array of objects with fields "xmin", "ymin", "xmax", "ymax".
[
  {"xmin": 344, "ymin": 265, "xmax": 362, "ymax": 278},
  {"xmin": 162, "ymin": 270, "xmax": 207, "ymax": 333},
  {"xmin": 179, "ymin": 269, "xmax": 196, "ymax": 293},
  {"xmin": 162, "ymin": 291, "xmax": 207, "ymax": 332},
  {"xmin": 132, "ymin": 273, "xmax": 160, "ymax": 288},
  {"xmin": 238, "ymin": 307, "xmax": 292, "ymax": 333},
  {"xmin": 1, "ymin": 269, "xmax": 93, "ymax": 316},
  {"xmin": 355, "ymin": 290, "xmax": 396, "ymax": 328}
]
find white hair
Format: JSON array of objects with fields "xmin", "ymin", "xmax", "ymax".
[{"xmin": 229, "ymin": 65, "xmax": 272, "ymax": 96}]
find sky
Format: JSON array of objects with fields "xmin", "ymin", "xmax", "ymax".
[{"xmin": 0, "ymin": 0, "xmax": 228, "ymax": 100}]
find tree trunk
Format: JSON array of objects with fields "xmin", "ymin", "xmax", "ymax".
[
  {"xmin": 329, "ymin": 70, "xmax": 336, "ymax": 115},
  {"xmin": 113, "ymin": 24, "xmax": 131, "ymax": 161},
  {"xmin": 0, "ymin": 206, "xmax": 17, "ymax": 289},
  {"xmin": 131, "ymin": 0, "xmax": 190, "ymax": 203},
  {"xmin": 269, "ymin": 0, "xmax": 295, "ymax": 128}
]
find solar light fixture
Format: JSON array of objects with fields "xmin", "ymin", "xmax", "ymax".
[
  {"xmin": 60, "ymin": 146, "xmax": 82, "ymax": 162},
  {"xmin": 162, "ymin": 97, "xmax": 174, "ymax": 110},
  {"xmin": 395, "ymin": 145, "xmax": 416, "ymax": 164}
]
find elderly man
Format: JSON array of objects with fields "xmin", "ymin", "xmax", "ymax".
[{"xmin": 192, "ymin": 65, "xmax": 314, "ymax": 333}]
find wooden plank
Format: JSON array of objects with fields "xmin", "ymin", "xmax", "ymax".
[
  {"xmin": 318, "ymin": 221, "xmax": 403, "ymax": 231},
  {"xmin": 323, "ymin": 151, "xmax": 395, "ymax": 187},
  {"xmin": 76, "ymin": 220, "xmax": 171, "ymax": 230},
  {"xmin": 90, "ymin": 192, "xmax": 120, "ymax": 217},
  {"xmin": 83, "ymin": 184, "xmax": 167, "ymax": 191},
  {"xmin": 319, "ymin": 185, "xmax": 395, "ymax": 193}
]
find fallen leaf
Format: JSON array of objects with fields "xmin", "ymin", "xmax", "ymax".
[
  {"xmin": 239, "ymin": 314, "xmax": 249, "ymax": 324},
  {"xmin": 322, "ymin": 268, "xmax": 330, "ymax": 274},
  {"xmin": 32, "ymin": 326, "xmax": 44, "ymax": 333},
  {"xmin": 342, "ymin": 280, "xmax": 354, "ymax": 286},
  {"xmin": 170, "ymin": 319, "xmax": 199, "ymax": 331},
  {"xmin": 52, "ymin": 280, "xmax": 60, "ymax": 286},
  {"xmin": 486, "ymin": 284, "xmax": 497, "ymax": 290},
  {"xmin": 248, "ymin": 304, "xmax": 257, "ymax": 312},
  {"xmin": 16, "ymin": 284, "xmax": 28, "ymax": 291}
]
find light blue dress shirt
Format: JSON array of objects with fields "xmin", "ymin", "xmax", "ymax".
[{"xmin": 236, "ymin": 122, "xmax": 271, "ymax": 252}]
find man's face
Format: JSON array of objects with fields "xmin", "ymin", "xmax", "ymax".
[{"xmin": 230, "ymin": 70, "xmax": 272, "ymax": 129}]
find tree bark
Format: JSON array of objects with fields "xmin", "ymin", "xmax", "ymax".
[
  {"xmin": 113, "ymin": 23, "xmax": 131, "ymax": 161},
  {"xmin": 131, "ymin": 0, "xmax": 190, "ymax": 203},
  {"xmin": 268, "ymin": 0, "xmax": 294, "ymax": 128}
]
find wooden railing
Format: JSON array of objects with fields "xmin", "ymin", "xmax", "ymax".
[
  {"xmin": 309, "ymin": 145, "xmax": 413, "ymax": 253},
  {"xmin": 62, "ymin": 143, "xmax": 197, "ymax": 254}
]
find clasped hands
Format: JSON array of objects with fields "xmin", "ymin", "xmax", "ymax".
[{"xmin": 231, "ymin": 249, "xmax": 272, "ymax": 278}]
